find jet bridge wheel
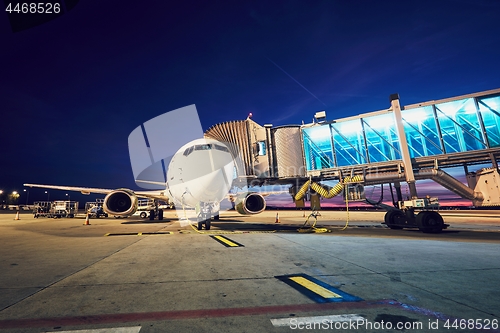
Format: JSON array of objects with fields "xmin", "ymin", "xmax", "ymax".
[
  {"xmin": 416, "ymin": 211, "xmax": 444, "ymax": 233},
  {"xmin": 384, "ymin": 210, "xmax": 405, "ymax": 229}
]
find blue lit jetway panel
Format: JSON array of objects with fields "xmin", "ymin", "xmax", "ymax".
[{"xmin": 301, "ymin": 90, "xmax": 500, "ymax": 174}]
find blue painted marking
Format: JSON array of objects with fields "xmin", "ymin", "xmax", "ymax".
[{"xmin": 275, "ymin": 273, "xmax": 363, "ymax": 303}]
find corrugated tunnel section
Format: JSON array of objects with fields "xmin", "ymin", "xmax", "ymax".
[
  {"xmin": 271, "ymin": 126, "xmax": 306, "ymax": 178},
  {"xmin": 205, "ymin": 120, "xmax": 255, "ymax": 177},
  {"xmin": 205, "ymin": 120, "xmax": 307, "ymax": 180}
]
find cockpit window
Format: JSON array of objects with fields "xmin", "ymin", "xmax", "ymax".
[
  {"xmin": 183, "ymin": 146, "xmax": 194, "ymax": 156},
  {"xmin": 183, "ymin": 143, "xmax": 229, "ymax": 156},
  {"xmin": 194, "ymin": 144, "xmax": 212, "ymax": 151},
  {"xmin": 213, "ymin": 144, "xmax": 230, "ymax": 153}
]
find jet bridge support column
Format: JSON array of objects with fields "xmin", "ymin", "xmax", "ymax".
[{"xmin": 391, "ymin": 94, "xmax": 418, "ymax": 199}]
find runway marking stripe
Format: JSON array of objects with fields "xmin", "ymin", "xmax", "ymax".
[
  {"xmin": 210, "ymin": 235, "xmax": 243, "ymax": 247},
  {"xmin": 275, "ymin": 274, "xmax": 363, "ymax": 303},
  {"xmin": 289, "ymin": 276, "xmax": 341, "ymax": 299},
  {"xmin": 141, "ymin": 232, "xmax": 173, "ymax": 235},
  {"xmin": 271, "ymin": 314, "xmax": 365, "ymax": 327},
  {"xmin": 43, "ymin": 327, "xmax": 142, "ymax": 333},
  {"xmin": 104, "ymin": 232, "xmax": 172, "ymax": 236}
]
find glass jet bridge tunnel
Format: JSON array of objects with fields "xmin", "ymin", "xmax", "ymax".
[
  {"xmin": 301, "ymin": 89, "xmax": 500, "ymax": 174},
  {"xmin": 205, "ymin": 88, "xmax": 500, "ymax": 212}
]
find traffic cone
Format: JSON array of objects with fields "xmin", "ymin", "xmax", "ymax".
[
  {"xmin": 14, "ymin": 211, "xmax": 20, "ymax": 220},
  {"xmin": 275, "ymin": 212, "xmax": 280, "ymax": 223},
  {"xmin": 83, "ymin": 213, "xmax": 91, "ymax": 225}
]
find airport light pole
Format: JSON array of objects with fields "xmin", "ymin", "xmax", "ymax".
[
  {"xmin": 66, "ymin": 193, "xmax": 70, "ymax": 202},
  {"xmin": 0, "ymin": 190, "xmax": 3, "ymax": 208},
  {"xmin": 45, "ymin": 191, "xmax": 49, "ymax": 201},
  {"xmin": 23, "ymin": 189, "xmax": 29, "ymax": 205},
  {"xmin": 11, "ymin": 191, "xmax": 19, "ymax": 205}
]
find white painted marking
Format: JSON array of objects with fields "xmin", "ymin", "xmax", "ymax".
[
  {"xmin": 43, "ymin": 326, "xmax": 141, "ymax": 333},
  {"xmin": 271, "ymin": 314, "xmax": 365, "ymax": 327}
]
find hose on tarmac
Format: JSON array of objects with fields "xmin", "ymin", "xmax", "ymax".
[
  {"xmin": 294, "ymin": 175, "xmax": 364, "ymax": 200},
  {"xmin": 294, "ymin": 175, "xmax": 363, "ymax": 231}
]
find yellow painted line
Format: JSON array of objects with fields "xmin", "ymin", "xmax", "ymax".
[
  {"xmin": 104, "ymin": 232, "xmax": 172, "ymax": 237},
  {"xmin": 289, "ymin": 276, "xmax": 342, "ymax": 299},
  {"xmin": 213, "ymin": 235, "xmax": 240, "ymax": 247}
]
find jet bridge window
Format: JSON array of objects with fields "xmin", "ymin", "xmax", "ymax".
[
  {"xmin": 330, "ymin": 120, "xmax": 367, "ymax": 167},
  {"xmin": 254, "ymin": 141, "xmax": 266, "ymax": 156},
  {"xmin": 362, "ymin": 113, "xmax": 401, "ymax": 163},
  {"xmin": 435, "ymin": 98, "xmax": 486, "ymax": 153},
  {"xmin": 478, "ymin": 95, "xmax": 500, "ymax": 148},
  {"xmin": 402, "ymin": 106, "xmax": 443, "ymax": 158},
  {"xmin": 302, "ymin": 125, "xmax": 334, "ymax": 170}
]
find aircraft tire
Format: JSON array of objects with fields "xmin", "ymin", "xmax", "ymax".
[
  {"xmin": 158, "ymin": 209, "xmax": 164, "ymax": 220},
  {"xmin": 205, "ymin": 219, "xmax": 211, "ymax": 230}
]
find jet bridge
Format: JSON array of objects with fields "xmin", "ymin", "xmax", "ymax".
[{"xmin": 205, "ymin": 88, "xmax": 500, "ymax": 232}]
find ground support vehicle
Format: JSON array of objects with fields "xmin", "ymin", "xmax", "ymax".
[
  {"xmin": 33, "ymin": 201, "xmax": 78, "ymax": 218},
  {"xmin": 85, "ymin": 199, "xmax": 108, "ymax": 218}
]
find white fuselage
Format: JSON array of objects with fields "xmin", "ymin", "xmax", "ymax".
[{"xmin": 166, "ymin": 138, "xmax": 235, "ymax": 208}]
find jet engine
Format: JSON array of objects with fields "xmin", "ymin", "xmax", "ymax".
[
  {"xmin": 102, "ymin": 189, "xmax": 138, "ymax": 217},
  {"xmin": 235, "ymin": 192, "xmax": 266, "ymax": 215}
]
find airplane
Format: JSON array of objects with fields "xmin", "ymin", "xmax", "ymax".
[{"xmin": 24, "ymin": 138, "xmax": 268, "ymax": 230}]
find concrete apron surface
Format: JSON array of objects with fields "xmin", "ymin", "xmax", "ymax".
[{"xmin": 0, "ymin": 212, "xmax": 499, "ymax": 332}]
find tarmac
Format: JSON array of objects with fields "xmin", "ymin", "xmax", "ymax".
[{"xmin": 0, "ymin": 209, "xmax": 499, "ymax": 332}]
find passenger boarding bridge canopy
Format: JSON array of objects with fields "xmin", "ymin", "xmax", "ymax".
[{"xmin": 302, "ymin": 91, "xmax": 500, "ymax": 171}]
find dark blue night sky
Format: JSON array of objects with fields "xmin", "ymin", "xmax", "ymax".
[{"xmin": 1, "ymin": 0, "xmax": 500, "ymax": 203}]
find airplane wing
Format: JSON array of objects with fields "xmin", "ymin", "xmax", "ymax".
[
  {"xmin": 259, "ymin": 191, "xmax": 289, "ymax": 197},
  {"xmin": 227, "ymin": 190, "xmax": 289, "ymax": 200},
  {"xmin": 23, "ymin": 183, "xmax": 171, "ymax": 201}
]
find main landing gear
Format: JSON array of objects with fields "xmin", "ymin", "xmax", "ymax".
[{"xmin": 148, "ymin": 209, "xmax": 164, "ymax": 221}]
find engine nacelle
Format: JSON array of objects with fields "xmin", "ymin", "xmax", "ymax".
[
  {"xmin": 103, "ymin": 189, "xmax": 138, "ymax": 217},
  {"xmin": 235, "ymin": 192, "xmax": 266, "ymax": 215}
]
